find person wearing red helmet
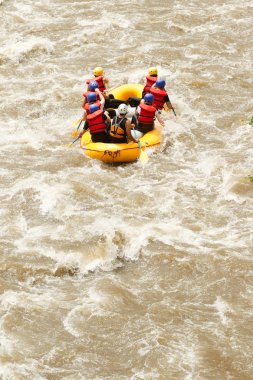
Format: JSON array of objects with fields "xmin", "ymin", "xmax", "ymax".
[{"xmin": 79, "ymin": 104, "xmax": 111, "ymax": 143}]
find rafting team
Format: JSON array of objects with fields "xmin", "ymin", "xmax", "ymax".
[{"xmin": 78, "ymin": 66, "xmax": 174, "ymax": 144}]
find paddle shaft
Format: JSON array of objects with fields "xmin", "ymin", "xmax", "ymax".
[
  {"xmin": 76, "ymin": 119, "xmax": 83, "ymax": 130},
  {"xmin": 167, "ymin": 96, "xmax": 176, "ymax": 116},
  {"xmin": 132, "ymin": 128, "xmax": 149, "ymax": 163},
  {"xmin": 69, "ymin": 135, "xmax": 80, "ymax": 146}
]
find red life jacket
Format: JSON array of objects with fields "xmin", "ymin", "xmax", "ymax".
[
  {"xmin": 150, "ymin": 87, "xmax": 168, "ymax": 110},
  {"xmin": 87, "ymin": 110, "xmax": 106, "ymax": 134},
  {"xmin": 83, "ymin": 91, "xmax": 100, "ymax": 101},
  {"xmin": 86, "ymin": 76, "xmax": 106, "ymax": 92},
  {"xmin": 84, "ymin": 100, "xmax": 101, "ymax": 114},
  {"xmin": 143, "ymin": 75, "xmax": 157, "ymax": 95},
  {"xmin": 138, "ymin": 103, "xmax": 156, "ymax": 125}
]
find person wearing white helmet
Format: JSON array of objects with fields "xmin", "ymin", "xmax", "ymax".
[
  {"xmin": 106, "ymin": 105, "xmax": 136, "ymax": 119},
  {"xmin": 109, "ymin": 104, "xmax": 137, "ymax": 144}
]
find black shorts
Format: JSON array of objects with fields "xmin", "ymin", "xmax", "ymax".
[
  {"xmin": 127, "ymin": 97, "xmax": 141, "ymax": 107},
  {"xmin": 137, "ymin": 122, "xmax": 154, "ymax": 134},
  {"xmin": 91, "ymin": 131, "xmax": 109, "ymax": 143},
  {"xmin": 104, "ymin": 98, "xmax": 127, "ymax": 109},
  {"xmin": 109, "ymin": 136, "xmax": 127, "ymax": 144}
]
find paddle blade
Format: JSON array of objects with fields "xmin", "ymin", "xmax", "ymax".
[
  {"xmin": 139, "ymin": 149, "xmax": 149, "ymax": 164},
  {"xmin": 71, "ymin": 118, "xmax": 82, "ymax": 128},
  {"xmin": 71, "ymin": 130, "xmax": 79, "ymax": 138}
]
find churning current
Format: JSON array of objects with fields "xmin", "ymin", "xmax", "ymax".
[{"xmin": 0, "ymin": 0, "xmax": 253, "ymax": 379}]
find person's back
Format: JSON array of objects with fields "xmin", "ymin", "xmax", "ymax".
[
  {"xmin": 150, "ymin": 79, "xmax": 168, "ymax": 110},
  {"xmin": 80, "ymin": 104, "xmax": 110, "ymax": 143},
  {"xmin": 136, "ymin": 93, "xmax": 165, "ymax": 134},
  {"xmin": 109, "ymin": 104, "xmax": 136, "ymax": 144},
  {"xmin": 110, "ymin": 115, "xmax": 128, "ymax": 144},
  {"xmin": 82, "ymin": 81, "xmax": 100, "ymax": 109},
  {"xmin": 82, "ymin": 88, "xmax": 105, "ymax": 123},
  {"xmin": 142, "ymin": 67, "xmax": 158, "ymax": 97},
  {"xmin": 136, "ymin": 94, "xmax": 157, "ymax": 134},
  {"xmin": 86, "ymin": 67, "xmax": 109, "ymax": 94}
]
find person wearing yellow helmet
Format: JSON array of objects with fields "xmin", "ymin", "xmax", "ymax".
[
  {"xmin": 86, "ymin": 66, "xmax": 109, "ymax": 95},
  {"xmin": 126, "ymin": 67, "xmax": 159, "ymax": 108},
  {"xmin": 93, "ymin": 66, "xmax": 104, "ymax": 76},
  {"xmin": 142, "ymin": 67, "xmax": 158, "ymax": 96}
]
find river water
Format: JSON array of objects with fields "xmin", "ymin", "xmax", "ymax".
[{"xmin": 1, "ymin": 0, "xmax": 253, "ymax": 379}]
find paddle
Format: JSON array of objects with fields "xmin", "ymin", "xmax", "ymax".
[
  {"xmin": 167, "ymin": 96, "xmax": 176, "ymax": 116},
  {"xmin": 71, "ymin": 119, "xmax": 83, "ymax": 138},
  {"xmin": 71, "ymin": 118, "xmax": 82, "ymax": 128},
  {"xmin": 66, "ymin": 135, "xmax": 80, "ymax": 148},
  {"xmin": 132, "ymin": 128, "xmax": 149, "ymax": 164}
]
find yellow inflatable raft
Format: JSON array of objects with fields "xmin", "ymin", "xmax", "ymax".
[{"xmin": 80, "ymin": 84, "xmax": 161, "ymax": 163}]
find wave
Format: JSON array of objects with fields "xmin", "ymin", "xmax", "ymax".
[{"xmin": 0, "ymin": 36, "xmax": 54, "ymax": 64}]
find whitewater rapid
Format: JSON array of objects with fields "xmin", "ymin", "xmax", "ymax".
[{"xmin": 1, "ymin": 0, "xmax": 253, "ymax": 379}]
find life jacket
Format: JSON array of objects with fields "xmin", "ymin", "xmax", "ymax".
[
  {"xmin": 83, "ymin": 91, "xmax": 100, "ymax": 101},
  {"xmin": 150, "ymin": 87, "xmax": 168, "ymax": 110},
  {"xmin": 138, "ymin": 103, "xmax": 156, "ymax": 125},
  {"xmin": 87, "ymin": 110, "xmax": 106, "ymax": 134},
  {"xmin": 86, "ymin": 76, "xmax": 106, "ymax": 92},
  {"xmin": 110, "ymin": 116, "xmax": 126, "ymax": 139},
  {"xmin": 143, "ymin": 75, "xmax": 157, "ymax": 95},
  {"xmin": 84, "ymin": 100, "xmax": 101, "ymax": 114}
]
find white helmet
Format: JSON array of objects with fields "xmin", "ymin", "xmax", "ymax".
[{"xmin": 118, "ymin": 103, "xmax": 128, "ymax": 115}]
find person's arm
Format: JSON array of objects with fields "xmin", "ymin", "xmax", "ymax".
[
  {"xmin": 103, "ymin": 76, "xmax": 109, "ymax": 85},
  {"xmin": 79, "ymin": 121, "xmax": 89, "ymax": 137},
  {"xmin": 165, "ymin": 99, "xmax": 176, "ymax": 115},
  {"xmin": 126, "ymin": 119, "xmax": 135, "ymax": 142},
  {"xmin": 103, "ymin": 111, "xmax": 111, "ymax": 133},
  {"xmin": 164, "ymin": 94, "xmax": 173, "ymax": 111},
  {"xmin": 156, "ymin": 111, "xmax": 165, "ymax": 126},
  {"xmin": 95, "ymin": 88, "xmax": 105, "ymax": 108},
  {"xmin": 82, "ymin": 110, "xmax": 87, "ymax": 121},
  {"xmin": 104, "ymin": 111, "xmax": 111, "ymax": 123},
  {"xmin": 82, "ymin": 93, "xmax": 87, "ymax": 108},
  {"xmin": 131, "ymin": 114, "xmax": 137, "ymax": 128},
  {"xmin": 165, "ymin": 100, "xmax": 173, "ymax": 110}
]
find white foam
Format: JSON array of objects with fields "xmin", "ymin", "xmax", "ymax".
[
  {"xmin": 0, "ymin": 36, "xmax": 54, "ymax": 63},
  {"xmin": 63, "ymin": 286, "xmax": 114, "ymax": 337},
  {"xmin": 213, "ymin": 296, "xmax": 232, "ymax": 326}
]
